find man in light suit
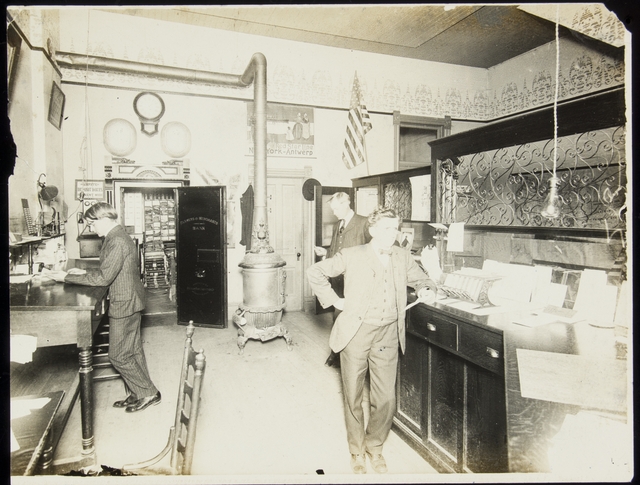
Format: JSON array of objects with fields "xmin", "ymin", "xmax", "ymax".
[
  {"xmin": 51, "ymin": 202, "xmax": 160, "ymax": 413},
  {"xmin": 314, "ymin": 192, "xmax": 370, "ymax": 367},
  {"xmin": 308, "ymin": 207, "xmax": 437, "ymax": 474}
]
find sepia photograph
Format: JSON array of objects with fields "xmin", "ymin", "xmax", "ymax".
[{"xmin": 5, "ymin": 4, "xmax": 633, "ymax": 484}]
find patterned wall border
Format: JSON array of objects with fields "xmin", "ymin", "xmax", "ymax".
[{"xmin": 62, "ymin": 47, "xmax": 623, "ymax": 125}]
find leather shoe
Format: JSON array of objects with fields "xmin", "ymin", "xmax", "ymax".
[
  {"xmin": 113, "ymin": 394, "xmax": 137, "ymax": 408},
  {"xmin": 367, "ymin": 452, "xmax": 388, "ymax": 474},
  {"xmin": 350, "ymin": 454, "xmax": 366, "ymax": 474},
  {"xmin": 125, "ymin": 391, "xmax": 161, "ymax": 413},
  {"xmin": 325, "ymin": 351, "xmax": 340, "ymax": 368}
]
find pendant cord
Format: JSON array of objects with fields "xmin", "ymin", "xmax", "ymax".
[{"xmin": 552, "ymin": 4, "xmax": 560, "ymax": 180}]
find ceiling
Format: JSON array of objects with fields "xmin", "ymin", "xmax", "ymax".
[{"xmin": 100, "ymin": 5, "xmax": 567, "ymax": 69}]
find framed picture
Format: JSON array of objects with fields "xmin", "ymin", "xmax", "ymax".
[{"xmin": 48, "ymin": 81, "xmax": 65, "ymax": 130}]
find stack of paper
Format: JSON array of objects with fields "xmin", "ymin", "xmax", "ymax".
[{"xmin": 574, "ymin": 269, "xmax": 618, "ymax": 327}]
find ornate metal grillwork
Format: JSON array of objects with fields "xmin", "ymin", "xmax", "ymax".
[
  {"xmin": 438, "ymin": 126, "xmax": 626, "ymax": 229},
  {"xmin": 383, "ymin": 181, "xmax": 412, "ymax": 220}
]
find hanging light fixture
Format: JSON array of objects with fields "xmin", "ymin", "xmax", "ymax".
[{"xmin": 542, "ymin": 5, "xmax": 561, "ymax": 219}]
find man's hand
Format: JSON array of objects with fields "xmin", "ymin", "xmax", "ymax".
[
  {"xmin": 333, "ymin": 298, "xmax": 345, "ymax": 311},
  {"xmin": 314, "ymin": 246, "xmax": 327, "ymax": 258},
  {"xmin": 42, "ymin": 269, "xmax": 67, "ymax": 282},
  {"xmin": 67, "ymin": 267, "xmax": 87, "ymax": 275},
  {"xmin": 417, "ymin": 287, "xmax": 437, "ymax": 305}
]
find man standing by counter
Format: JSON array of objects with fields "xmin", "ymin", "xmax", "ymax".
[
  {"xmin": 308, "ymin": 207, "xmax": 437, "ymax": 474},
  {"xmin": 314, "ymin": 192, "xmax": 370, "ymax": 367},
  {"xmin": 50, "ymin": 202, "xmax": 160, "ymax": 413}
]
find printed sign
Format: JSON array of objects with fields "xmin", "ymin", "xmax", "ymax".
[
  {"xmin": 75, "ymin": 180, "xmax": 105, "ymax": 201},
  {"xmin": 247, "ymin": 103, "xmax": 315, "ymax": 158}
]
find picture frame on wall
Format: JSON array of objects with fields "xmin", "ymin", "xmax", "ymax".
[{"xmin": 48, "ymin": 81, "xmax": 65, "ymax": 130}]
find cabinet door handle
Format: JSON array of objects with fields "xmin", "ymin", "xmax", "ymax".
[
  {"xmin": 486, "ymin": 347, "xmax": 500, "ymax": 359},
  {"xmin": 426, "ymin": 323, "xmax": 436, "ymax": 332}
]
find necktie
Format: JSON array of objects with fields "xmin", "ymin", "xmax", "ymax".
[
  {"xmin": 339, "ymin": 220, "xmax": 345, "ymax": 234},
  {"xmin": 378, "ymin": 248, "xmax": 392, "ymax": 255}
]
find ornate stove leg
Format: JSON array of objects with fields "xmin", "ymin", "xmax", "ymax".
[
  {"xmin": 282, "ymin": 326, "xmax": 293, "ymax": 350},
  {"xmin": 237, "ymin": 334, "xmax": 248, "ymax": 354}
]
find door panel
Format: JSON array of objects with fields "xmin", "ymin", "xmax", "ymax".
[
  {"xmin": 267, "ymin": 177, "xmax": 303, "ymax": 311},
  {"xmin": 176, "ymin": 186, "xmax": 227, "ymax": 328}
]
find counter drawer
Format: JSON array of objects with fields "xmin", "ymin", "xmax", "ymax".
[
  {"xmin": 411, "ymin": 309, "xmax": 458, "ymax": 351},
  {"xmin": 458, "ymin": 324, "xmax": 504, "ymax": 376}
]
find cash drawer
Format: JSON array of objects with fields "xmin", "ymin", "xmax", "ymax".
[
  {"xmin": 411, "ymin": 310, "xmax": 458, "ymax": 351},
  {"xmin": 458, "ymin": 324, "xmax": 504, "ymax": 376}
]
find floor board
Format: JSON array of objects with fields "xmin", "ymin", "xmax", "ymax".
[{"xmin": 15, "ymin": 290, "xmax": 438, "ymax": 481}]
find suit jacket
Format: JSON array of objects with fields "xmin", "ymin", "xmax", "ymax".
[
  {"xmin": 327, "ymin": 213, "xmax": 370, "ymax": 258},
  {"xmin": 307, "ymin": 243, "xmax": 436, "ymax": 354},
  {"xmin": 66, "ymin": 224, "xmax": 145, "ymax": 318}
]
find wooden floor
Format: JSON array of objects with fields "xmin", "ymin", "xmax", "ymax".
[{"xmin": 14, "ymin": 288, "xmax": 439, "ymax": 481}]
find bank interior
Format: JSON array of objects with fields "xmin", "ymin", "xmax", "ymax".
[{"xmin": 6, "ymin": 5, "xmax": 633, "ymax": 483}]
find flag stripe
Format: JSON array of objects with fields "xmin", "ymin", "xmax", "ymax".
[{"xmin": 342, "ymin": 73, "xmax": 372, "ymax": 169}]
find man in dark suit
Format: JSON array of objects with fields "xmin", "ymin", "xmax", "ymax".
[
  {"xmin": 314, "ymin": 192, "xmax": 370, "ymax": 367},
  {"xmin": 51, "ymin": 202, "xmax": 160, "ymax": 413},
  {"xmin": 308, "ymin": 207, "xmax": 437, "ymax": 474}
]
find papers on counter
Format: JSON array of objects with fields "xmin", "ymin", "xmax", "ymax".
[
  {"xmin": 574, "ymin": 269, "xmax": 618, "ymax": 327},
  {"xmin": 446, "ymin": 222, "xmax": 465, "ymax": 252},
  {"xmin": 512, "ymin": 305, "xmax": 584, "ymax": 327},
  {"xmin": 10, "ymin": 335, "xmax": 37, "ymax": 364},
  {"xmin": 9, "ymin": 274, "xmax": 35, "ymax": 284}
]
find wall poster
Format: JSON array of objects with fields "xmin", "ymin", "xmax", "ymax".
[{"xmin": 247, "ymin": 103, "xmax": 315, "ymax": 158}]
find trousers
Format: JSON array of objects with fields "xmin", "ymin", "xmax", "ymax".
[
  {"xmin": 109, "ymin": 312, "xmax": 158, "ymax": 399},
  {"xmin": 340, "ymin": 321, "xmax": 399, "ymax": 455}
]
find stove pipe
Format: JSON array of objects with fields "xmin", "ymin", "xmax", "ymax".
[{"xmin": 57, "ymin": 51, "xmax": 287, "ymax": 336}]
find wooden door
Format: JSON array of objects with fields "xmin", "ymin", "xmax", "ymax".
[
  {"xmin": 396, "ymin": 331, "xmax": 427, "ymax": 438},
  {"xmin": 426, "ymin": 343, "xmax": 464, "ymax": 471},
  {"xmin": 266, "ymin": 177, "xmax": 304, "ymax": 311},
  {"xmin": 464, "ymin": 364, "xmax": 508, "ymax": 472}
]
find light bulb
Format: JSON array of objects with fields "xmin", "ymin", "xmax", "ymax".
[{"xmin": 541, "ymin": 176, "xmax": 561, "ymax": 218}]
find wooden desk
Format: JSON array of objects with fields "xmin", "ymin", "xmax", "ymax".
[
  {"xmin": 11, "ymin": 391, "xmax": 65, "ymax": 475},
  {"xmin": 10, "ymin": 260, "xmax": 108, "ymax": 466},
  {"xmin": 394, "ymin": 294, "xmax": 628, "ymax": 473}
]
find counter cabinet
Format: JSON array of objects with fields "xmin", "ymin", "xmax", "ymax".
[{"xmin": 395, "ymin": 302, "xmax": 508, "ymax": 473}]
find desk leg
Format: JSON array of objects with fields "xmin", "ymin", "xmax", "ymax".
[{"xmin": 78, "ymin": 347, "xmax": 96, "ymax": 462}]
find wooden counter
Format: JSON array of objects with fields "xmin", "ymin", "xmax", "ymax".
[
  {"xmin": 10, "ymin": 259, "xmax": 108, "ymax": 468},
  {"xmin": 394, "ymin": 293, "xmax": 628, "ymax": 474}
]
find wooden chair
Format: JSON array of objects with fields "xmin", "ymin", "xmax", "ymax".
[{"xmin": 123, "ymin": 322, "xmax": 206, "ymax": 475}]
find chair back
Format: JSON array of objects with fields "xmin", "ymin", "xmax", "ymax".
[
  {"xmin": 122, "ymin": 321, "xmax": 205, "ymax": 475},
  {"xmin": 170, "ymin": 322, "xmax": 206, "ymax": 474}
]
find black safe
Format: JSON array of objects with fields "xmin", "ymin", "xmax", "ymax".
[{"xmin": 176, "ymin": 186, "xmax": 227, "ymax": 328}]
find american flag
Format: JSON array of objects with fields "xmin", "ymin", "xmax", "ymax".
[{"xmin": 342, "ymin": 73, "xmax": 372, "ymax": 169}]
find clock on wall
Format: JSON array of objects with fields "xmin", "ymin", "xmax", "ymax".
[{"xmin": 133, "ymin": 91, "xmax": 165, "ymax": 136}]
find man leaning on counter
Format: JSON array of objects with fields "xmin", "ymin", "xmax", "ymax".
[{"xmin": 48, "ymin": 202, "xmax": 161, "ymax": 413}]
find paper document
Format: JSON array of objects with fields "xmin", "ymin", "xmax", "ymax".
[
  {"xmin": 11, "ymin": 397, "xmax": 51, "ymax": 420},
  {"xmin": 446, "ymin": 222, "xmax": 464, "ymax": 252},
  {"xmin": 516, "ymin": 348, "xmax": 627, "ymax": 413},
  {"xmin": 512, "ymin": 313, "xmax": 559, "ymax": 327},
  {"xmin": 10, "ymin": 335, "xmax": 38, "ymax": 364}
]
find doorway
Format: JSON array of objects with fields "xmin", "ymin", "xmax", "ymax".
[
  {"xmin": 261, "ymin": 171, "xmax": 307, "ymax": 312},
  {"xmin": 266, "ymin": 177, "xmax": 303, "ymax": 312}
]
